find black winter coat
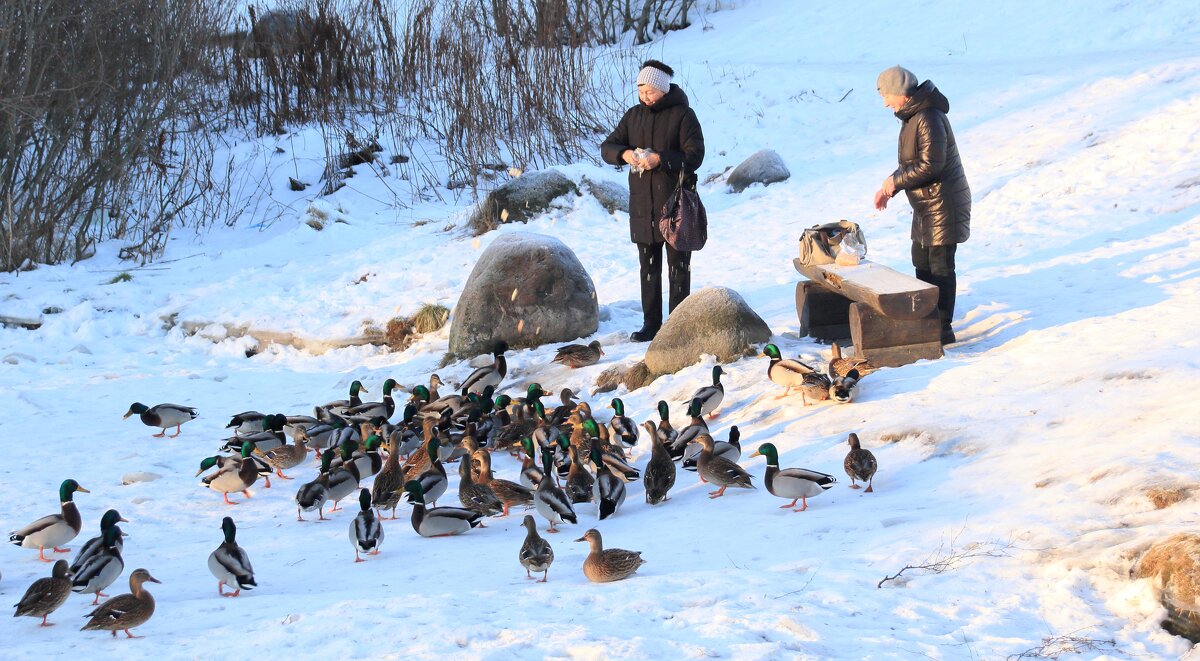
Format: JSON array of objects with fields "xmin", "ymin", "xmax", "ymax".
[
  {"xmin": 601, "ymin": 85, "xmax": 705, "ymax": 244},
  {"xmin": 892, "ymin": 81, "xmax": 971, "ymax": 247}
]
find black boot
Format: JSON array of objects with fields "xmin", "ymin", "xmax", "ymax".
[{"xmin": 631, "ymin": 325, "xmax": 659, "ymax": 343}]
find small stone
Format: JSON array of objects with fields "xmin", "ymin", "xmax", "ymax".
[
  {"xmin": 122, "ymin": 472, "xmax": 162, "ymax": 485},
  {"xmin": 726, "ymin": 149, "xmax": 791, "ymax": 193}
]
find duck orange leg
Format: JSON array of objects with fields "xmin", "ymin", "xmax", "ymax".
[
  {"xmin": 708, "ymin": 486, "xmax": 729, "ymax": 499},
  {"xmin": 779, "ymin": 498, "xmax": 799, "ymax": 509},
  {"xmin": 774, "ymin": 387, "xmax": 792, "ymax": 400},
  {"xmin": 539, "ymin": 569, "xmax": 549, "ymax": 583},
  {"xmin": 169, "ymin": 425, "xmax": 182, "ymax": 438},
  {"xmin": 865, "ymin": 478, "xmax": 874, "ymax": 493},
  {"xmin": 223, "ymin": 493, "xmax": 238, "ymax": 505},
  {"xmin": 793, "ymin": 497, "xmax": 809, "ymax": 512},
  {"xmin": 39, "ymin": 615, "xmax": 54, "ymax": 627},
  {"xmin": 355, "ymin": 551, "xmax": 364, "ymax": 563},
  {"xmin": 153, "ymin": 429, "xmax": 167, "ymax": 437},
  {"xmin": 53, "ymin": 546, "xmax": 70, "ymax": 553},
  {"xmin": 275, "ymin": 469, "xmax": 293, "ymax": 480},
  {"xmin": 123, "ymin": 629, "xmax": 143, "ymax": 638}
]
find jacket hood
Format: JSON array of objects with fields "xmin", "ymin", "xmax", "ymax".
[
  {"xmin": 645, "ymin": 84, "xmax": 689, "ymax": 112},
  {"xmin": 896, "ymin": 80, "xmax": 949, "ymax": 120}
]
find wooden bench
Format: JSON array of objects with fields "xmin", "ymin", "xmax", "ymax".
[{"xmin": 792, "ymin": 259, "xmax": 942, "ymax": 367}]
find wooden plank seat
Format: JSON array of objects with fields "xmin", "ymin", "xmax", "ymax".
[{"xmin": 792, "ymin": 259, "xmax": 943, "ymax": 367}]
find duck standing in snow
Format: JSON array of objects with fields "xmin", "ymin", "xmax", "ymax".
[
  {"xmin": 71, "ymin": 526, "xmax": 124, "ymax": 605},
  {"xmin": 473, "ymin": 448, "xmax": 533, "ymax": 516},
  {"xmin": 683, "ymin": 425, "xmax": 741, "ymax": 471},
  {"xmin": 641, "ymin": 421, "xmax": 676, "ymax": 504},
  {"xmin": 608, "ymin": 398, "xmax": 638, "ymax": 448},
  {"xmin": 70, "ymin": 509, "xmax": 127, "ymax": 575},
  {"xmin": 695, "ymin": 434, "xmax": 754, "ymax": 499},
  {"xmin": 590, "ymin": 448, "xmax": 626, "ymax": 520},
  {"xmin": 844, "ymin": 433, "xmax": 878, "ymax": 492},
  {"xmin": 552, "ymin": 340, "xmax": 604, "ymax": 368},
  {"xmin": 80, "ymin": 568, "xmax": 160, "ymax": 638},
  {"xmin": 575, "ymin": 528, "xmax": 645, "ymax": 583},
  {"xmin": 208, "ymin": 517, "xmax": 256, "ymax": 597},
  {"xmin": 350, "ymin": 489, "xmax": 384, "ymax": 561},
  {"xmin": 295, "ymin": 450, "xmax": 333, "ymax": 521},
  {"xmin": 688, "ymin": 365, "xmax": 725, "ymax": 418},
  {"xmin": 750, "ymin": 442, "xmax": 836, "ymax": 512},
  {"xmin": 124, "ymin": 402, "xmax": 197, "ymax": 437},
  {"xmin": 457, "ymin": 453, "xmax": 502, "ymax": 519},
  {"xmin": 9, "ymin": 479, "xmax": 89, "ymax": 561},
  {"xmin": 518, "ymin": 514, "xmax": 554, "ymax": 582},
  {"xmin": 829, "ymin": 342, "xmax": 877, "ymax": 378},
  {"xmin": 196, "ymin": 442, "xmax": 259, "ymax": 505},
  {"xmin": 13, "ymin": 559, "xmax": 73, "ymax": 627},
  {"xmin": 534, "ymin": 446, "xmax": 577, "ymax": 533}
]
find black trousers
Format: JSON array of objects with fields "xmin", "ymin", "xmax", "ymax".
[
  {"xmin": 637, "ymin": 241, "xmax": 691, "ymax": 329},
  {"xmin": 911, "ymin": 241, "xmax": 957, "ymax": 331}
]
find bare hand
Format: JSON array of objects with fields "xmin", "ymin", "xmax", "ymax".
[
  {"xmin": 641, "ymin": 152, "xmax": 662, "ymax": 170},
  {"xmin": 622, "ymin": 150, "xmax": 639, "ymax": 166},
  {"xmin": 881, "ymin": 175, "xmax": 896, "ymax": 197},
  {"xmin": 873, "ymin": 189, "xmax": 890, "ymax": 211}
]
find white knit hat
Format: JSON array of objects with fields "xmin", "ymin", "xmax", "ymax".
[{"xmin": 637, "ymin": 66, "xmax": 672, "ymax": 94}]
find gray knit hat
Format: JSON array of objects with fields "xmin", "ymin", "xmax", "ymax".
[
  {"xmin": 877, "ymin": 65, "xmax": 917, "ymax": 96},
  {"xmin": 637, "ymin": 66, "xmax": 672, "ymax": 94}
]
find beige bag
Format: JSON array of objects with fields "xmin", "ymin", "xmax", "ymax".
[{"xmin": 798, "ymin": 220, "xmax": 867, "ymax": 266}]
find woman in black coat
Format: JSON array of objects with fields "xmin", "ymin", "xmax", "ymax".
[
  {"xmin": 601, "ymin": 60, "xmax": 705, "ymax": 342},
  {"xmin": 874, "ymin": 66, "xmax": 970, "ymax": 345}
]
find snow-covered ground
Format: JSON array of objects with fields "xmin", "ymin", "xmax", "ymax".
[{"xmin": 4, "ymin": 1, "xmax": 1200, "ymax": 658}]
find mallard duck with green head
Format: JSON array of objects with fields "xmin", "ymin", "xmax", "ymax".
[
  {"xmin": 575, "ymin": 528, "xmax": 645, "ymax": 583},
  {"xmin": 71, "ymin": 526, "xmax": 124, "ymax": 605},
  {"xmin": 196, "ymin": 442, "xmax": 259, "ymax": 505},
  {"xmin": 80, "ymin": 568, "xmax": 160, "ymax": 638},
  {"xmin": 750, "ymin": 442, "xmax": 836, "ymax": 511},
  {"xmin": 316, "ymin": 379, "xmax": 368, "ymax": 421},
  {"xmin": 350, "ymin": 489, "xmax": 384, "ymax": 561},
  {"xmin": 325, "ymin": 444, "xmax": 362, "ymax": 512},
  {"xmin": 695, "ymin": 434, "xmax": 754, "ymax": 499},
  {"xmin": 760, "ymin": 343, "xmax": 819, "ymax": 399},
  {"xmin": 226, "ymin": 410, "xmax": 266, "ymax": 435},
  {"xmin": 552, "ymin": 340, "xmax": 603, "ymax": 369},
  {"xmin": 14, "ymin": 559, "xmax": 72, "ymax": 626},
  {"xmin": 409, "ymin": 436, "xmax": 449, "ymax": 507},
  {"xmin": 404, "ymin": 480, "xmax": 483, "ymax": 537},
  {"xmin": 9, "ymin": 479, "xmax": 89, "ymax": 561},
  {"xmin": 590, "ymin": 448, "xmax": 625, "ymax": 520},
  {"xmin": 208, "ymin": 517, "xmax": 256, "ymax": 596},
  {"xmin": 608, "ymin": 398, "xmax": 638, "ymax": 448},
  {"xmin": 460, "ymin": 340, "xmax": 509, "ymax": 394},
  {"xmin": 688, "ymin": 366, "xmax": 726, "ymax": 418},
  {"xmin": 124, "ymin": 402, "xmax": 197, "ymax": 437},
  {"xmin": 672, "ymin": 398, "xmax": 710, "ymax": 461},
  {"xmin": 70, "ymin": 509, "xmax": 127, "ymax": 575},
  {"xmin": 343, "ymin": 378, "xmax": 401, "ymax": 420},
  {"xmin": 534, "ymin": 446, "xmax": 577, "ymax": 533},
  {"xmin": 519, "ymin": 514, "xmax": 554, "ymax": 582}
]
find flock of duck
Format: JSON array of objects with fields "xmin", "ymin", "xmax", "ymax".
[{"xmin": 9, "ymin": 339, "xmax": 880, "ymax": 636}]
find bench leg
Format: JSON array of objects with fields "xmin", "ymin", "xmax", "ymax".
[
  {"xmin": 796, "ymin": 281, "xmax": 851, "ymax": 341},
  {"xmin": 849, "ymin": 303, "xmax": 943, "ymax": 367}
]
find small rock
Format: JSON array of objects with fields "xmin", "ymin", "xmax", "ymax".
[
  {"xmin": 467, "ymin": 170, "xmax": 578, "ymax": 235},
  {"xmin": 122, "ymin": 472, "xmax": 162, "ymax": 485},
  {"xmin": 582, "ymin": 176, "xmax": 629, "ymax": 214},
  {"xmin": 726, "ymin": 149, "xmax": 791, "ymax": 193},
  {"xmin": 289, "ymin": 177, "xmax": 308, "ymax": 191}
]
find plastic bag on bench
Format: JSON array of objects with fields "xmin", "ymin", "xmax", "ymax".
[{"xmin": 798, "ymin": 220, "xmax": 868, "ymax": 267}]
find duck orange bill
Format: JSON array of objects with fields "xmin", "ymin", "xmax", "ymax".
[
  {"xmin": 76, "ymin": 486, "xmax": 91, "ymax": 493},
  {"xmin": 749, "ymin": 451, "xmax": 762, "ymax": 457}
]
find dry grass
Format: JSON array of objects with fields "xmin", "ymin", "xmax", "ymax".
[
  {"xmin": 409, "ymin": 302, "xmax": 449, "ymax": 334},
  {"xmin": 1146, "ymin": 486, "xmax": 1191, "ymax": 510},
  {"xmin": 593, "ymin": 364, "xmax": 627, "ymax": 394},
  {"xmin": 1133, "ymin": 534, "xmax": 1200, "ymax": 614}
]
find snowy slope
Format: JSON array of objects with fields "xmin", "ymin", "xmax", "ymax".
[{"xmin": 3, "ymin": 1, "xmax": 1200, "ymax": 658}]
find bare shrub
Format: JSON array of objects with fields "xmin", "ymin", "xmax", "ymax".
[
  {"xmin": 385, "ymin": 317, "xmax": 414, "ymax": 351},
  {"xmin": 0, "ymin": 0, "xmax": 234, "ymax": 271}
]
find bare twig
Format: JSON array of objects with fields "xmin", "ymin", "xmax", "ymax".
[
  {"xmin": 877, "ymin": 529, "xmax": 1014, "ymax": 589},
  {"xmin": 1006, "ymin": 628, "xmax": 1119, "ymax": 660}
]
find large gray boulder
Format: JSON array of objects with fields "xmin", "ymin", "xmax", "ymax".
[
  {"xmin": 468, "ymin": 170, "xmax": 578, "ymax": 235},
  {"xmin": 449, "ymin": 232, "xmax": 598, "ymax": 358},
  {"xmin": 644, "ymin": 286, "xmax": 771, "ymax": 375},
  {"xmin": 726, "ymin": 149, "xmax": 791, "ymax": 193},
  {"xmin": 582, "ymin": 176, "xmax": 629, "ymax": 214}
]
